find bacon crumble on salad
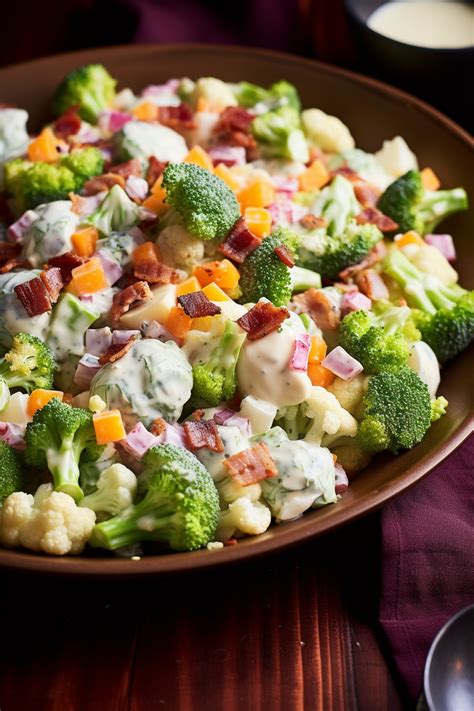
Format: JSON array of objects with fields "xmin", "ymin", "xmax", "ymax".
[{"xmin": 0, "ymin": 65, "xmax": 470, "ymax": 557}]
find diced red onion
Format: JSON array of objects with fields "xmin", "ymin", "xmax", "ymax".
[
  {"xmin": 7, "ymin": 210, "xmax": 37, "ymax": 243},
  {"xmin": 425, "ymin": 233, "xmax": 456, "ymax": 262},
  {"xmin": 143, "ymin": 320, "xmax": 180, "ymax": 344},
  {"xmin": 99, "ymin": 147, "xmax": 114, "ymax": 163},
  {"xmin": 72, "ymin": 192, "xmax": 107, "ymax": 218},
  {"xmin": 111, "ymin": 329, "xmax": 140, "ymax": 345},
  {"xmin": 74, "ymin": 124, "xmax": 101, "ymax": 144},
  {"xmin": 223, "ymin": 414, "xmax": 251, "ymax": 436},
  {"xmin": 289, "ymin": 333, "xmax": 311, "ymax": 371},
  {"xmin": 160, "ymin": 423, "xmax": 188, "ymax": 449},
  {"xmin": 267, "ymin": 199, "xmax": 308, "ymax": 227},
  {"xmin": 0, "ymin": 422, "xmax": 26, "ymax": 450},
  {"xmin": 119, "ymin": 422, "xmax": 158, "ymax": 460},
  {"xmin": 73, "ymin": 353, "xmax": 101, "ymax": 389},
  {"xmin": 127, "ymin": 226, "xmax": 146, "ymax": 246},
  {"xmin": 271, "ymin": 176, "xmax": 299, "ymax": 195},
  {"xmin": 138, "ymin": 207, "xmax": 158, "ymax": 223},
  {"xmin": 96, "ymin": 249, "xmax": 123, "ymax": 285},
  {"xmin": 209, "ymin": 145, "xmax": 246, "ymax": 167},
  {"xmin": 341, "ymin": 291, "xmax": 372, "ymax": 315},
  {"xmin": 322, "ymin": 346, "xmax": 363, "ymax": 381},
  {"xmin": 98, "ymin": 110, "xmax": 132, "ymax": 133},
  {"xmin": 85, "ymin": 327, "xmax": 112, "ymax": 355},
  {"xmin": 125, "ymin": 175, "xmax": 149, "ymax": 202},
  {"xmin": 213, "ymin": 408, "xmax": 236, "ymax": 425},
  {"xmin": 142, "ymin": 79, "xmax": 180, "ymax": 97},
  {"xmin": 334, "ymin": 463, "xmax": 349, "ymax": 494}
]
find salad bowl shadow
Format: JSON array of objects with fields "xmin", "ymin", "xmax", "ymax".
[{"xmin": 0, "ymin": 43, "xmax": 472, "ymax": 577}]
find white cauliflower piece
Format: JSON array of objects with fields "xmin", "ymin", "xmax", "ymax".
[
  {"xmin": 0, "ymin": 484, "xmax": 96, "ymax": 555},
  {"xmin": 216, "ymin": 497, "xmax": 271, "ymax": 542},
  {"xmin": 79, "ymin": 463, "xmax": 137, "ymax": 515},
  {"xmin": 403, "ymin": 244, "xmax": 458, "ymax": 286},
  {"xmin": 156, "ymin": 224, "xmax": 205, "ymax": 272},
  {"xmin": 303, "ymin": 386, "xmax": 358, "ymax": 447},
  {"xmin": 374, "ymin": 136, "xmax": 418, "ymax": 179},
  {"xmin": 218, "ymin": 478, "xmax": 262, "ymax": 505},
  {"xmin": 191, "ymin": 77, "xmax": 238, "ymax": 109},
  {"xmin": 301, "ymin": 108, "xmax": 355, "ymax": 153},
  {"xmin": 327, "ymin": 374, "xmax": 368, "ymax": 418}
]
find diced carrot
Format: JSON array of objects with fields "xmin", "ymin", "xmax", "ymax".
[
  {"xmin": 191, "ymin": 316, "xmax": 214, "ymax": 331},
  {"xmin": 184, "ymin": 145, "xmax": 214, "ymax": 172},
  {"xmin": 238, "ymin": 180, "xmax": 276, "ymax": 210},
  {"xmin": 165, "ymin": 305, "xmax": 193, "ymax": 339},
  {"xmin": 202, "ymin": 282, "xmax": 231, "ymax": 302},
  {"xmin": 71, "ymin": 227, "xmax": 99, "ymax": 258},
  {"xmin": 214, "ymin": 163, "xmax": 241, "ymax": 192},
  {"xmin": 308, "ymin": 335, "xmax": 327, "ymax": 364},
  {"xmin": 176, "ymin": 276, "xmax": 201, "ymax": 296},
  {"xmin": 27, "ymin": 127, "xmax": 64, "ymax": 163},
  {"xmin": 244, "ymin": 207, "xmax": 272, "ymax": 238},
  {"xmin": 132, "ymin": 241, "xmax": 160, "ymax": 266},
  {"xmin": 298, "ymin": 159, "xmax": 330, "ymax": 191},
  {"xmin": 150, "ymin": 175, "xmax": 165, "ymax": 196},
  {"xmin": 71, "ymin": 257, "xmax": 108, "ymax": 295},
  {"xmin": 28, "ymin": 389, "xmax": 64, "ymax": 416},
  {"xmin": 421, "ymin": 167, "xmax": 441, "ymax": 191},
  {"xmin": 307, "ymin": 363, "xmax": 335, "ymax": 388},
  {"xmin": 131, "ymin": 101, "xmax": 159, "ymax": 122},
  {"xmin": 93, "ymin": 409, "xmax": 127, "ymax": 445},
  {"xmin": 395, "ymin": 231, "xmax": 425, "ymax": 248},
  {"xmin": 142, "ymin": 193, "xmax": 169, "ymax": 216},
  {"xmin": 193, "ymin": 259, "xmax": 240, "ymax": 289}
]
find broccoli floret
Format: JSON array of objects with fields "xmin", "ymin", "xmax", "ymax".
[
  {"xmin": 0, "ymin": 441, "xmax": 23, "ymax": 504},
  {"xmin": 297, "ymin": 222, "xmax": 382, "ymax": 280},
  {"xmin": 431, "ymin": 396, "xmax": 448, "ymax": 422},
  {"xmin": 235, "ymin": 80, "xmax": 300, "ymax": 110},
  {"xmin": 384, "ymin": 248, "xmax": 474, "ymax": 362},
  {"xmin": 239, "ymin": 227, "xmax": 298, "ymax": 306},
  {"xmin": 377, "ymin": 170, "xmax": 468, "ymax": 235},
  {"xmin": 339, "ymin": 305, "xmax": 419, "ymax": 374},
  {"xmin": 192, "ymin": 320, "xmax": 246, "ymax": 406},
  {"xmin": 89, "ymin": 444, "xmax": 220, "ymax": 551},
  {"xmin": 161, "ymin": 162, "xmax": 240, "ymax": 240},
  {"xmin": 251, "ymin": 106, "xmax": 309, "ymax": 162},
  {"xmin": 52, "ymin": 64, "xmax": 117, "ymax": 124},
  {"xmin": 25, "ymin": 399, "xmax": 104, "ymax": 501},
  {"xmin": 3, "ymin": 158, "xmax": 32, "ymax": 197},
  {"xmin": 357, "ymin": 367, "xmax": 432, "ymax": 453},
  {"xmin": 0, "ymin": 333, "xmax": 56, "ymax": 393},
  {"xmin": 61, "ymin": 147, "xmax": 104, "ymax": 186},
  {"xmin": 310, "ymin": 175, "xmax": 361, "ymax": 236}
]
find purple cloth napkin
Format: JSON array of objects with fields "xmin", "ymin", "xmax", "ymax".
[{"xmin": 379, "ymin": 433, "xmax": 474, "ymax": 700}]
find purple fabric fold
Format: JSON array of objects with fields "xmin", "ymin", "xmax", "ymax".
[{"xmin": 380, "ymin": 433, "xmax": 474, "ymax": 700}]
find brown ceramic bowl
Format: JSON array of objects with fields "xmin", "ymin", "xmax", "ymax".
[{"xmin": 0, "ymin": 44, "xmax": 472, "ymax": 576}]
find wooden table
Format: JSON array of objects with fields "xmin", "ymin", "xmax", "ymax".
[{"xmin": 0, "ymin": 513, "xmax": 405, "ymax": 710}]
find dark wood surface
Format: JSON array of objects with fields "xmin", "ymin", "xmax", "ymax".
[{"xmin": 0, "ymin": 514, "xmax": 405, "ymax": 710}]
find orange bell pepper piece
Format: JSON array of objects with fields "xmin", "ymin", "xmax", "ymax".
[
  {"xmin": 71, "ymin": 257, "xmax": 108, "ymax": 294},
  {"xmin": 298, "ymin": 159, "xmax": 329, "ymax": 192},
  {"xmin": 238, "ymin": 180, "xmax": 275, "ymax": 210},
  {"xmin": 93, "ymin": 409, "xmax": 127, "ymax": 445},
  {"xmin": 214, "ymin": 163, "xmax": 241, "ymax": 192},
  {"xmin": 421, "ymin": 167, "xmax": 441, "ymax": 191},
  {"xmin": 165, "ymin": 305, "xmax": 193, "ymax": 339},
  {"xmin": 308, "ymin": 335, "xmax": 327, "ymax": 364},
  {"xmin": 243, "ymin": 207, "xmax": 272, "ymax": 238},
  {"xmin": 71, "ymin": 227, "xmax": 99, "ymax": 258},
  {"xmin": 193, "ymin": 259, "xmax": 240, "ymax": 289},
  {"xmin": 307, "ymin": 363, "xmax": 335, "ymax": 388},
  {"xmin": 184, "ymin": 145, "xmax": 214, "ymax": 172},
  {"xmin": 28, "ymin": 127, "xmax": 64, "ymax": 163},
  {"xmin": 28, "ymin": 389, "xmax": 64, "ymax": 416}
]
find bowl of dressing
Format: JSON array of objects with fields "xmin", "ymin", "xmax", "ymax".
[{"xmin": 344, "ymin": 0, "xmax": 473, "ymax": 126}]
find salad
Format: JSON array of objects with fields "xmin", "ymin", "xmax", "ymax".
[{"xmin": 0, "ymin": 65, "xmax": 471, "ymax": 558}]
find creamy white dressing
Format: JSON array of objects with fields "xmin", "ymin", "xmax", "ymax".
[
  {"xmin": 195, "ymin": 425, "xmax": 249, "ymax": 483},
  {"xmin": 22, "ymin": 201, "xmax": 79, "ymax": 266},
  {"xmin": 120, "ymin": 121, "xmax": 188, "ymax": 163},
  {"xmin": 368, "ymin": 1, "xmax": 473, "ymax": 48}
]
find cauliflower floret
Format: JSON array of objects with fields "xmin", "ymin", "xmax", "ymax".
[
  {"xmin": 402, "ymin": 244, "xmax": 458, "ymax": 286},
  {"xmin": 303, "ymin": 386, "xmax": 358, "ymax": 447},
  {"xmin": 191, "ymin": 77, "xmax": 238, "ymax": 110},
  {"xmin": 79, "ymin": 463, "xmax": 137, "ymax": 515},
  {"xmin": 301, "ymin": 108, "xmax": 355, "ymax": 153},
  {"xmin": 218, "ymin": 477, "xmax": 262, "ymax": 505},
  {"xmin": 0, "ymin": 484, "xmax": 96, "ymax": 555},
  {"xmin": 374, "ymin": 136, "xmax": 418, "ymax": 179},
  {"xmin": 156, "ymin": 224, "xmax": 205, "ymax": 272},
  {"xmin": 0, "ymin": 108, "xmax": 29, "ymax": 171},
  {"xmin": 327, "ymin": 374, "xmax": 368, "ymax": 418},
  {"xmin": 330, "ymin": 437, "xmax": 373, "ymax": 477},
  {"xmin": 195, "ymin": 425, "xmax": 249, "ymax": 483},
  {"xmin": 216, "ymin": 497, "xmax": 271, "ymax": 542}
]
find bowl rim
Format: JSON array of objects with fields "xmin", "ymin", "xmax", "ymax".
[{"xmin": 0, "ymin": 42, "xmax": 472, "ymax": 577}]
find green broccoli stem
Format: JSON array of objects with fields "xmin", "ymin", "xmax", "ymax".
[
  {"xmin": 418, "ymin": 188, "xmax": 468, "ymax": 233},
  {"xmin": 200, "ymin": 321, "xmax": 246, "ymax": 402},
  {"xmin": 291, "ymin": 266, "xmax": 321, "ymax": 292},
  {"xmin": 47, "ymin": 440, "xmax": 83, "ymax": 501}
]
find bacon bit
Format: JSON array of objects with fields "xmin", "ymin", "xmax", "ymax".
[
  {"xmin": 110, "ymin": 281, "xmax": 152, "ymax": 325},
  {"xmin": 299, "ymin": 213, "xmax": 328, "ymax": 230},
  {"xmin": 213, "ymin": 107, "xmax": 257, "ymax": 157},
  {"xmin": 292, "ymin": 288, "xmax": 340, "ymax": 331},
  {"xmin": 150, "ymin": 417, "xmax": 167, "ymax": 436},
  {"xmin": 330, "ymin": 165, "xmax": 361, "ymax": 183},
  {"xmin": 48, "ymin": 252, "xmax": 86, "ymax": 283},
  {"xmin": 333, "ymin": 281, "xmax": 358, "ymax": 294},
  {"xmin": 146, "ymin": 156, "xmax": 167, "ymax": 188},
  {"xmin": 218, "ymin": 218, "xmax": 261, "ymax": 264},
  {"xmin": 69, "ymin": 193, "xmax": 90, "ymax": 215},
  {"xmin": 0, "ymin": 242, "xmax": 21, "ymax": 262},
  {"xmin": 354, "ymin": 183, "xmax": 381, "ymax": 208},
  {"xmin": 158, "ymin": 104, "xmax": 195, "ymax": 130},
  {"xmin": 223, "ymin": 442, "xmax": 278, "ymax": 485},
  {"xmin": 274, "ymin": 244, "xmax": 295, "ymax": 268},
  {"xmin": 338, "ymin": 241, "xmax": 387, "ymax": 281},
  {"xmin": 40, "ymin": 267, "xmax": 64, "ymax": 302},
  {"xmin": 98, "ymin": 334, "xmax": 138, "ymax": 365},
  {"xmin": 108, "ymin": 158, "xmax": 142, "ymax": 179},
  {"xmin": 355, "ymin": 207, "xmax": 398, "ymax": 233},
  {"xmin": 83, "ymin": 173, "xmax": 126, "ymax": 196},
  {"xmin": 183, "ymin": 419, "xmax": 224, "ymax": 453},
  {"xmin": 224, "ymin": 538, "xmax": 238, "ymax": 546},
  {"xmin": 14, "ymin": 277, "xmax": 51, "ymax": 316},
  {"xmin": 237, "ymin": 301, "xmax": 289, "ymax": 341},
  {"xmin": 354, "ymin": 269, "xmax": 389, "ymax": 300},
  {"xmin": 191, "ymin": 409, "xmax": 205, "ymax": 422},
  {"xmin": 53, "ymin": 106, "xmax": 82, "ymax": 139},
  {"xmin": 0, "ymin": 258, "xmax": 32, "ymax": 274},
  {"xmin": 133, "ymin": 247, "xmax": 179, "ymax": 285},
  {"xmin": 177, "ymin": 291, "xmax": 222, "ymax": 318}
]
